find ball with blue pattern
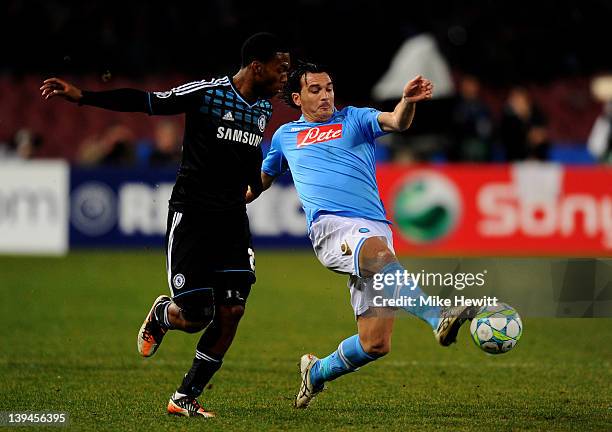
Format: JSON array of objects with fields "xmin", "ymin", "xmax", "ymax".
[{"xmin": 470, "ymin": 303, "xmax": 523, "ymax": 354}]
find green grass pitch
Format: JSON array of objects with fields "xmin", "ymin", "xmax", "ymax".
[{"xmin": 1, "ymin": 251, "xmax": 610, "ymax": 431}]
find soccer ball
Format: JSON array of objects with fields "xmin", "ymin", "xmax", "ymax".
[{"xmin": 470, "ymin": 303, "xmax": 523, "ymax": 354}]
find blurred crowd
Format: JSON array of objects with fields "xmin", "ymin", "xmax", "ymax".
[
  {"xmin": 76, "ymin": 120, "xmax": 182, "ymax": 167},
  {"xmin": 1, "ymin": 74, "xmax": 611, "ymax": 166},
  {"xmin": 0, "ymin": 119, "xmax": 183, "ymax": 167},
  {"xmin": 3, "ymin": 2, "xmax": 611, "ymax": 166},
  {"xmin": 387, "ymin": 76, "xmax": 556, "ymax": 163}
]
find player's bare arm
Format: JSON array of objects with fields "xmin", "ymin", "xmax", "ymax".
[
  {"xmin": 378, "ymin": 75, "xmax": 433, "ymax": 132},
  {"xmin": 40, "ymin": 77, "xmax": 83, "ymax": 102}
]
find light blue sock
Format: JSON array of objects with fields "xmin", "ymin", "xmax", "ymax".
[
  {"xmin": 309, "ymin": 335, "xmax": 379, "ymax": 388},
  {"xmin": 379, "ymin": 261, "xmax": 440, "ymax": 329}
]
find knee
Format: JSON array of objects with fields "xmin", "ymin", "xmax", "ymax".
[
  {"xmin": 219, "ymin": 305, "xmax": 245, "ymax": 324},
  {"xmin": 361, "ymin": 337, "xmax": 391, "ymax": 357},
  {"xmin": 229, "ymin": 305, "xmax": 246, "ymax": 321},
  {"xmin": 178, "ymin": 307, "xmax": 213, "ymax": 333},
  {"xmin": 183, "ymin": 320, "xmax": 209, "ymax": 333},
  {"xmin": 375, "ymin": 249, "xmax": 396, "ymax": 267}
]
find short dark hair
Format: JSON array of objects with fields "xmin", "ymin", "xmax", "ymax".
[
  {"xmin": 241, "ymin": 32, "xmax": 286, "ymax": 67},
  {"xmin": 280, "ymin": 61, "xmax": 333, "ymax": 109}
]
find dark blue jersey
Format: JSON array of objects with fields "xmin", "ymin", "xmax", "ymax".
[
  {"xmin": 81, "ymin": 75, "xmax": 273, "ymax": 212},
  {"xmin": 148, "ymin": 76, "xmax": 272, "ymax": 212}
]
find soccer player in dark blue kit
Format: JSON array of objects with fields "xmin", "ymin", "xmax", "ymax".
[{"xmin": 40, "ymin": 33, "xmax": 290, "ymax": 418}]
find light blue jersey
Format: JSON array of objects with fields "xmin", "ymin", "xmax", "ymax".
[{"xmin": 262, "ymin": 106, "xmax": 389, "ymax": 229}]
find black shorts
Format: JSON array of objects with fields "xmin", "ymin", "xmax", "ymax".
[{"xmin": 165, "ymin": 209, "xmax": 255, "ymax": 306}]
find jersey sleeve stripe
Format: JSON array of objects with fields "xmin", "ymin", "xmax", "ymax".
[
  {"xmin": 173, "ymin": 79, "xmax": 220, "ymax": 93},
  {"xmin": 173, "ymin": 76, "xmax": 226, "ymax": 92},
  {"xmin": 173, "ymin": 77, "xmax": 230, "ymax": 95},
  {"xmin": 174, "ymin": 80, "xmax": 230, "ymax": 96}
]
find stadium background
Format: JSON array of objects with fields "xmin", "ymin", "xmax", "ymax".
[{"xmin": 1, "ymin": 1, "xmax": 611, "ymax": 431}]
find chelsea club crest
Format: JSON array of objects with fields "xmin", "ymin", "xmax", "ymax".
[{"xmin": 258, "ymin": 114, "xmax": 266, "ymax": 132}]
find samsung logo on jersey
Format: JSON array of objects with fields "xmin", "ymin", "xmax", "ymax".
[{"xmin": 216, "ymin": 127, "xmax": 263, "ymax": 147}]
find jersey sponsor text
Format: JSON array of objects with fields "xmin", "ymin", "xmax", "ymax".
[
  {"xmin": 216, "ymin": 126, "xmax": 263, "ymax": 147},
  {"xmin": 297, "ymin": 124, "xmax": 343, "ymax": 148}
]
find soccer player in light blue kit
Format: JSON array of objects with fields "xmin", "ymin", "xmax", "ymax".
[{"xmin": 248, "ymin": 62, "xmax": 475, "ymax": 408}]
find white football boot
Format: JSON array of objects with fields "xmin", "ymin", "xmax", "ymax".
[
  {"xmin": 434, "ymin": 305, "xmax": 478, "ymax": 346},
  {"xmin": 295, "ymin": 354, "xmax": 323, "ymax": 408}
]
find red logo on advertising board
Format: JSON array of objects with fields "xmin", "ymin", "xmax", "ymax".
[
  {"xmin": 297, "ymin": 124, "xmax": 343, "ymax": 147},
  {"xmin": 376, "ymin": 164, "xmax": 612, "ymax": 256}
]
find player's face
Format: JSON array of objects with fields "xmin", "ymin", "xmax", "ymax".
[
  {"xmin": 292, "ymin": 72, "xmax": 334, "ymax": 123},
  {"xmin": 257, "ymin": 53, "xmax": 290, "ymax": 98}
]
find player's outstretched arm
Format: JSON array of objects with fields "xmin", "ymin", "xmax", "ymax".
[
  {"xmin": 378, "ymin": 75, "xmax": 433, "ymax": 132},
  {"xmin": 246, "ymin": 172, "xmax": 275, "ymax": 203},
  {"xmin": 40, "ymin": 77, "xmax": 159, "ymax": 113}
]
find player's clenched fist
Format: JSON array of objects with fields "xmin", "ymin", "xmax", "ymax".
[{"xmin": 40, "ymin": 77, "xmax": 83, "ymax": 102}]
